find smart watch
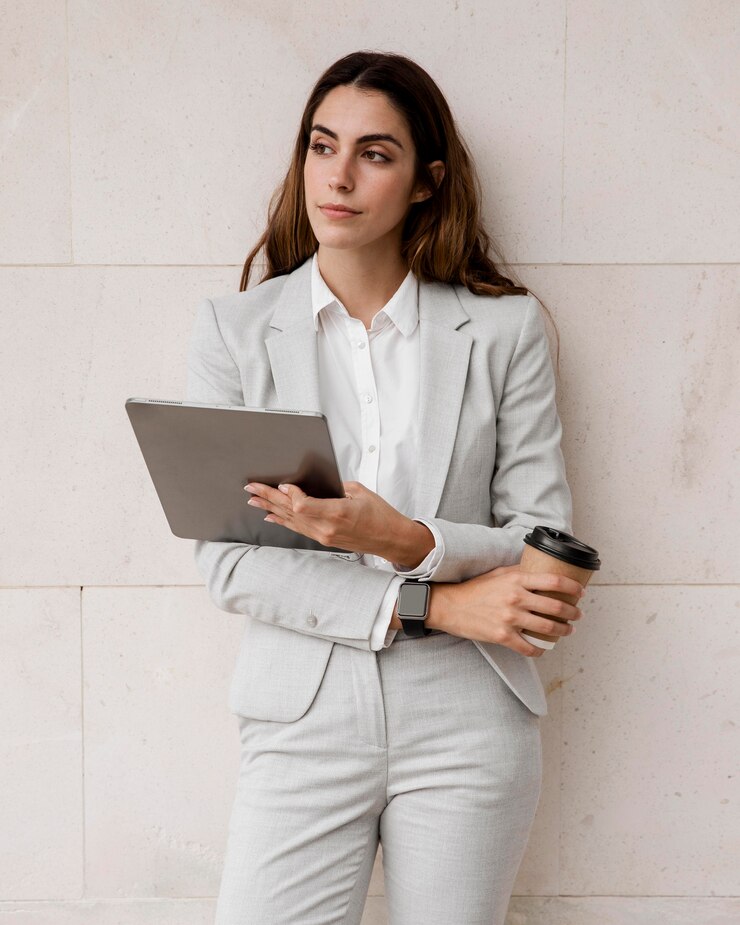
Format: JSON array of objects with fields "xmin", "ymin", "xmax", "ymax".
[{"xmin": 397, "ymin": 580, "xmax": 432, "ymax": 637}]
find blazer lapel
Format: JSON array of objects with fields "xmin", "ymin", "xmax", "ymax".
[
  {"xmin": 414, "ymin": 279, "xmax": 472, "ymax": 518},
  {"xmin": 264, "ymin": 257, "xmax": 473, "ymax": 519},
  {"xmin": 265, "ymin": 258, "xmax": 322, "ymax": 413}
]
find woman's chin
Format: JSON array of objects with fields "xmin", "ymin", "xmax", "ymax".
[{"xmin": 314, "ymin": 233, "xmax": 368, "ymax": 250}]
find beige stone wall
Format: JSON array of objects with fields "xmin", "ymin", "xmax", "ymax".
[{"xmin": 1, "ymin": 1, "xmax": 738, "ymax": 922}]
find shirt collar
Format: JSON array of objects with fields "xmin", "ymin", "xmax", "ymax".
[{"xmin": 310, "ymin": 251, "xmax": 418, "ymax": 337}]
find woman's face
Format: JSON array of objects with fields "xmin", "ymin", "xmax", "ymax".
[{"xmin": 303, "ymin": 85, "xmax": 440, "ymax": 254}]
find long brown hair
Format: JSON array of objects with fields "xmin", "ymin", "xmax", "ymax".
[{"xmin": 239, "ymin": 50, "xmax": 563, "ymax": 374}]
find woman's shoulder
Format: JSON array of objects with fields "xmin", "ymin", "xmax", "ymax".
[
  {"xmin": 204, "ymin": 272, "xmax": 292, "ymax": 333},
  {"xmin": 451, "ymin": 283, "xmax": 538, "ymax": 341}
]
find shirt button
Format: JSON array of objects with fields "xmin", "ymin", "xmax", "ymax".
[
  {"xmin": 364, "ymin": 394, "xmax": 373, "ymax": 403},
  {"xmin": 368, "ymin": 445, "xmax": 376, "ymax": 452},
  {"xmin": 306, "ymin": 613, "xmax": 317, "ymax": 627},
  {"xmin": 356, "ymin": 341, "xmax": 366, "ymax": 349}
]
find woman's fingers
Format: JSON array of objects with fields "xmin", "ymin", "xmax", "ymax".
[
  {"xmin": 521, "ymin": 571, "xmax": 584, "ymax": 601},
  {"xmin": 529, "ymin": 615, "xmax": 574, "ymax": 637},
  {"xmin": 523, "ymin": 589, "xmax": 581, "ymax": 620},
  {"xmin": 520, "ymin": 594, "xmax": 581, "ymax": 638},
  {"xmin": 244, "ymin": 482, "xmax": 340, "ymax": 545},
  {"xmin": 245, "ymin": 482, "xmax": 293, "ymax": 514}
]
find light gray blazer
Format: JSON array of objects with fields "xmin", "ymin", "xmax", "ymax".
[{"xmin": 185, "ymin": 255, "xmax": 573, "ymax": 719}]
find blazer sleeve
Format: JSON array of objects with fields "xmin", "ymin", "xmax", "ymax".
[
  {"xmin": 419, "ymin": 295, "xmax": 574, "ymax": 583},
  {"xmin": 185, "ymin": 297, "xmax": 401, "ymax": 651}
]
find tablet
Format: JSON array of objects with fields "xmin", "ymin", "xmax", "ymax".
[{"xmin": 125, "ymin": 398, "xmax": 360, "ymax": 558}]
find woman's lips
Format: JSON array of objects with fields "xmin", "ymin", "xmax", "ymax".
[{"xmin": 320, "ymin": 206, "xmax": 361, "ymax": 219}]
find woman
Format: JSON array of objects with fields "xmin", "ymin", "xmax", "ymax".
[{"xmin": 186, "ymin": 50, "xmax": 584, "ymax": 925}]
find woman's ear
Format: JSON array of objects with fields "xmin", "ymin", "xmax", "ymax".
[
  {"xmin": 428, "ymin": 161, "xmax": 445, "ymax": 189},
  {"xmin": 412, "ymin": 161, "xmax": 446, "ymax": 204}
]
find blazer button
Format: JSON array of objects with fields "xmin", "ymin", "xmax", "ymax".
[{"xmin": 306, "ymin": 613, "xmax": 318, "ymax": 627}]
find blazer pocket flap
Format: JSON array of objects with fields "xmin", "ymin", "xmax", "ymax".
[{"xmin": 227, "ymin": 617, "xmax": 333, "ymax": 722}]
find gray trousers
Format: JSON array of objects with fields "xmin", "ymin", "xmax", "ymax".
[{"xmin": 214, "ymin": 630, "xmax": 543, "ymax": 925}]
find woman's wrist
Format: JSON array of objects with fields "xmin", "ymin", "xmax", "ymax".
[
  {"xmin": 425, "ymin": 582, "xmax": 457, "ymax": 632},
  {"xmin": 389, "ymin": 581, "xmax": 457, "ymax": 632},
  {"xmin": 386, "ymin": 516, "xmax": 436, "ymax": 569}
]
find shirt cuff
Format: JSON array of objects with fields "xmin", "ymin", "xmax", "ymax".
[
  {"xmin": 370, "ymin": 574, "xmax": 404, "ymax": 650},
  {"xmin": 390, "ymin": 519, "xmax": 445, "ymax": 580}
]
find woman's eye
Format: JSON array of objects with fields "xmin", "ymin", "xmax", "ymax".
[{"xmin": 308, "ymin": 141, "xmax": 389, "ymax": 163}]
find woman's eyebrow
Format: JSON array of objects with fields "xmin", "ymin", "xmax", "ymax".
[{"xmin": 309, "ymin": 123, "xmax": 404, "ymax": 151}]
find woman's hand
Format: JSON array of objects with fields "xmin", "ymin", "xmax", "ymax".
[
  {"xmin": 243, "ymin": 479, "xmax": 407, "ymax": 556},
  {"xmin": 443, "ymin": 564, "xmax": 585, "ymax": 658}
]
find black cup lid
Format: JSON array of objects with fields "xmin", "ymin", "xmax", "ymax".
[{"xmin": 523, "ymin": 526, "xmax": 601, "ymax": 570}]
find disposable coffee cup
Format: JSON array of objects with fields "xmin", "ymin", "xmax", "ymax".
[{"xmin": 519, "ymin": 526, "xmax": 601, "ymax": 650}]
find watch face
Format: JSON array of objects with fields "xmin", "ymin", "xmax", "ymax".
[{"xmin": 399, "ymin": 582, "xmax": 429, "ymax": 617}]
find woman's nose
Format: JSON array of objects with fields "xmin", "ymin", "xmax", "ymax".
[{"xmin": 329, "ymin": 157, "xmax": 354, "ymax": 188}]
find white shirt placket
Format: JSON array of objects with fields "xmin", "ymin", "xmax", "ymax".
[{"xmin": 347, "ymin": 317, "xmax": 381, "ymax": 494}]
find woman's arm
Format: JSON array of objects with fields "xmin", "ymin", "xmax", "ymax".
[
  {"xmin": 413, "ymin": 295, "xmax": 573, "ymax": 584},
  {"xmin": 382, "ymin": 518, "xmax": 437, "ymax": 569},
  {"xmin": 240, "ymin": 478, "xmax": 439, "ymax": 567},
  {"xmin": 186, "ymin": 297, "xmax": 403, "ymax": 652}
]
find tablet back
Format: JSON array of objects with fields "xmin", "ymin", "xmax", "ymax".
[{"xmin": 125, "ymin": 398, "xmax": 357, "ymax": 557}]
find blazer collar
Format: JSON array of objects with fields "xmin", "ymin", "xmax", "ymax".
[{"xmin": 265, "ymin": 255, "xmax": 473, "ymax": 519}]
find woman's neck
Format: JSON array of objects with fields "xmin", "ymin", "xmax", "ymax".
[{"xmin": 316, "ymin": 247, "xmax": 410, "ymax": 325}]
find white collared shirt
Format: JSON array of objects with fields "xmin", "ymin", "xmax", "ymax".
[{"xmin": 311, "ymin": 252, "xmax": 445, "ymax": 649}]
